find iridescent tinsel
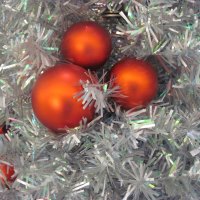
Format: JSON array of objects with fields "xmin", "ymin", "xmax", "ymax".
[{"xmin": 0, "ymin": 0, "xmax": 200, "ymax": 200}]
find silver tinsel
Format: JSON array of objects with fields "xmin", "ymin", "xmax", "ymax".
[{"xmin": 0, "ymin": 0, "xmax": 200, "ymax": 199}]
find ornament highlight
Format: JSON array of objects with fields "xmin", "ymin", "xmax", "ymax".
[
  {"xmin": 31, "ymin": 63, "xmax": 96, "ymax": 133},
  {"xmin": 110, "ymin": 58, "xmax": 158, "ymax": 110},
  {"xmin": 61, "ymin": 21, "xmax": 112, "ymax": 68}
]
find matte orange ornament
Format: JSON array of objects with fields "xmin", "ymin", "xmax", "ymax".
[
  {"xmin": 110, "ymin": 58, "xmax": 158, "ymax": 110},
  {"xmin": 0, "ymin": 163, "xmax": 16, "ymax": 185},
  {"xmin": 61, "ymin": 21, "xmax": 112, "ymax": 68},
  {"xmin": 31, "ymin": 63, "xmax": 96, "ymax": 133}
]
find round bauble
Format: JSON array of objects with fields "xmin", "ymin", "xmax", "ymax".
[
  {"xmin": 0, "ymin": 122, "xmax": 10, "ymax": 135},
  {"xmin": 31, "ymin": 63, "xmax": 96, "ymax": 133},
  {"xmin": 110, "ymin": 58, "xmax": 158, "ymax": 110},
  {"xmin": 0, "ymin": 163, "xmax": 16, "ymax": 186},
  {"xmin": 61, "ymin": 21, "xmax": 112, "ymax": 68}
]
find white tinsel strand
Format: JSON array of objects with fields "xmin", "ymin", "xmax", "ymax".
[{"xmin": 74, "ymin": 71, "xmax": 123, "ymax": 117}]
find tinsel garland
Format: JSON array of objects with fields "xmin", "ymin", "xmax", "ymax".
[{"xmin": 0, "ymin": 0, "xmax": 200, "ymax": 199}]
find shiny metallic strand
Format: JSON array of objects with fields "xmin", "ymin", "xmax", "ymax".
[
  {"xmin": 74, "ymin": 71, "xmax": 121, "ymax": 117},
  {"xmin": 0, "ymin": 0, "xmax": 200, "ymax": 199}
]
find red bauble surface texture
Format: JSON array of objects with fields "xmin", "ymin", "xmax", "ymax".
[
  {"xmin": 31, "ymin": 63, "xmax": 96, "ymax": 133},
  {"xmin": 0, "ymin": 122, "xmax": 10, "ymax": 135},
  {"xmin": 110, "ymin": 58, "xmax": 158, "ymax": 110},
  {"xmin": 0, "ymin": 126, "xmax": 4, "ymax": 135},
  {"xmin": 61, "ymin": 21, "xmax": 112, "ymax": 68},
  {"xmin": 0, "ymin": 163, "xmax": 16, "ymax": 185}
]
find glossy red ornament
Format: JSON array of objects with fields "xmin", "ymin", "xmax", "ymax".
[
  {"xmin": 31, "ymin": 63, "xmax": 96, "ymax": 133},
  {"xmin": 0, "ymin": 126, "xmax": 4, "ymax": 135},
  {"xmin": 61, "ymin": 21, "xmax": 112, "ymax": 68},
  {"xmin": 0, "ymin": 122, "xmax": 10, "ymax": 135},
  {"xmin": 0, "ymin": 163, "xmax": 16, "ymax": 185},
  {"xmin": 110, "ymin": 58, "xmax": 158, "ymax": 110}
]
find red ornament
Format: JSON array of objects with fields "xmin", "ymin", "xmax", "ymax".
[
  {"xmin": 31, "ymin": 63, "xmax": 96, "ymax": 133},
  {"xmin": 110, "ymin": 58, "xmax": 158, "ymax": 110},
  {"xmin": 61, "ymin": 21, "xmax": 112, "ymax": 68},
  {"xmin": 0, "ymin": 122, "xmax": 10, "ymax": 135},
  {"xmin": 0, "ymin": 126, "xmax": 4, "ymax": 135},
  {"xmin": 0, "ymin": 163, "xmax": 16, "ymax": 186}
]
